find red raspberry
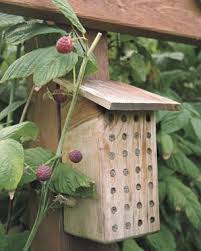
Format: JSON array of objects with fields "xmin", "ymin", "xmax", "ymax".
[
  {"xmin": 52, "ymin": 89, "xmax": 68, "ymax": 104},
  {"xmin": 36, "ymin": 165, "xmax": 52, "ymax": 182},
  {"xmin": 56, "ymin": 36, "xmax": 74, "ymax": 54},
  {"xmin": 68, "ymin": 150, "xmax": 83, "ymax": 163}
]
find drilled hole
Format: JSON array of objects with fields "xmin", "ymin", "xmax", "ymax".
[
  {"xmin": 148, "ymin": 182, "xmax": 154, "ymax": 189},
  {"xmin": 148, "ymin": 165, "xmax": 152, "ymax": 171},
  {"xmin": 109, "ymin": 152, "xmax": 115, "ymax": 160},
  {"xmin": 150, "ymin": 217, "xmax": 155, "ymax": 223},
  {"xmin": 137, "ymin": 202, "xmax": 142, "ymax": 209},
  {"xmin": 124, "ymin": 186, "xmax": 129, "ymax": 193},
  {"xmin": 134, "ymin": 132, "xmax": 139, "ymax": 139},
  {"xmin": 109, "ymin": 134, "xmax": 115, "ymax": 142},
  {"xmin": 110, "ymin": 169, "xmax": 116, "ymax": 177},
  {"xmin": 135, "ymin": 148, "xmax": 140, "ymax": 156},
  {"xmin": 146, "ymin": 113, "xmax": 151, "ymax": 122},
  {"xmin": 134, "ymin": 114, "xmax": 139, "ymax": 122},
  {"xmin": 147, "ymin": 148, "xmax": 152, "ymax": 154},
  {"xmin": 138, "ymin": 220, "xmax": 143, "ymax": 227},
  {"xmin": 112, "ymin": 224, "xmax": 118, "ymax": 232},
  {"xmin": 136, "ymin": 184, "xmax": 141, "ymax": 190},
  {"xmin": 108, "ymin": 113, "xmax": 114, "ymax": 123},
  {"xmin": 121, "ymin": 115, "xmax": 127, "ymax": 122},
  {"xmin": 123, "ymin": 169, "xmax": 129, "ymax": 176},
  {"xmin": 147, "ymin": 132, "xmax": 151, "ymax": 138},
  {"xmin": 111, "ymin": 206, "xmax": 117, "ymax": 214},
  {"xmin": 135, "ymin": 166, "xmax": 141, "ymax": 173},
  {"xmin": 124, "ymin": 204, "xmax": 130, "ymax": 210},
  {"xmin": 125, "ymin": 222, "xmax": 131, "ymax": 229},
  {"xmin": 122, "ymin": 150, "xmax": 128, "ymax": 157},
  {"xmin": 149, "ymin": 200, "xmax": 155, "ymax": 207},
  {"xmin": 111, "ymin": 187, "xmax": 116, "ymax": 194},
  {"xmin": 122, "ymin": 133, "xmax": 127, "ymax": 140}
]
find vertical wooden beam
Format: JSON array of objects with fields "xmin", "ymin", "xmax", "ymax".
[{"xmin": 29, "ymin": 30, "xmax": 119, "ymax": 251}]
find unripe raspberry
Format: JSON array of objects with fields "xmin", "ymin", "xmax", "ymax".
[
  {"xmin": 52, "ymin": 89, "xmax": 68, "ymax": 104},
  {"xmin": 36, "ymin": 165, "xmax": 52, "ymax": 182},
  {"xmin": 56, "ymin": 36, "xmax": 74, "ymax": 54},
  {"xmin": 68, "ymin": 150, "xmax": 83, "ymax": 163}
]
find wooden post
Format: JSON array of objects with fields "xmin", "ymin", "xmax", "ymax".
[{"xmin": 28, "ymin": 30, "xmax": 119, "ymax": 251}]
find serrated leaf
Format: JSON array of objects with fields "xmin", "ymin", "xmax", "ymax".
[
  {"xmin": 166, "ymin": 151, "xmax": 200, "ymax": 178},
  {"xmin": 0, "ymin": 139, "xmax": 24, "ymax": 191},
  {"xmin": 21, "ymin": 147, "xmax": 54, "ymax": 184},
  {"xmin": 0, "ymin": 13, "xmax": 24, "ymax": 29},
  {"xmin": 191, "ymin": 117, "xmax": 201, "ymax": 142},
  {"xmin": 122, "ymin": 239, "xmax": 144, "ymax": 251},
  {"xmin": 0, "ymin": 100, "xmax": 25, "ymax": 121},
  {"xmin": 0, "ymin": 121, "xmax": 38, "ymax": 142},
  {"xmin": 5, "ymin": 22, "xmax": 66, "ymax": 45},
  {"xmin": 1, "ymin": 47, "xmax": 78, "ymax": 86},
  {"xmin": 50, "ymin": 163, "xmax": 96, "ymax": 198},
  {"xmin": 146, "ymin": 224, "xmax": 176, "ymax": 251},
  {"xmin": 52, "ymin": 0, "xmax": 86, "ymax": 33},
  {"xmin": 33, "ymin": 48, "xmax": 78, "ymax": 86},
  {"xmin": 161, "ymin": 109, "xmax": 190, "ymax": 134}
]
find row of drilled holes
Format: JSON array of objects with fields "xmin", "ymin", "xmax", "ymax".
[
  {"xmin": 108, "ymin": 113, "xmax": 151, "ymax": 123},
  {"xmin": 108, "ymin": 148, "xmax": 152, "ymax": 159},
  {"xmin": 110, "ymin": 183, "xmax": 153, "ymax": 193},
  {"xmin": 110, "ymin": 166, "xmax": 153, "ymax": 177},
  {"xmin": 112, "ymin": 216, "xmax": 156, "ymax": 232},
  {"xmin": 109, "ymin": 132, "xmax": 151, "ymax": 142}
]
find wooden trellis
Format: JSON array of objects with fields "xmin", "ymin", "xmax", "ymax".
[{"xmin": 0, "ymin": 0, "xmax": 200, "ymax": 251}]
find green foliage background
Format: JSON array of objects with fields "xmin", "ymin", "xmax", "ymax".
[
  {"xmin": 1, "ymin": 10, "xmax": 201, "ymax": 251},
  {"xmin": 109, "ymin": 34, "xmax": 201, "ymax": 251}
]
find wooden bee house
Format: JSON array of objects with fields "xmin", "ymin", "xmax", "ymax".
[{"xmin": 61, "ymin": 79, "xmax": 180, "ymax": 243}]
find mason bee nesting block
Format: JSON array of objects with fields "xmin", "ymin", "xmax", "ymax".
[{"xmin": 60, "ymin": 80, "xmax": 180, "ymax": 243}]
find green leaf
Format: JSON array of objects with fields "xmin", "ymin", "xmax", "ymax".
[
  {"xmin": 130, "ymin": 52, "xmax": 147, "ymax": 83},
  {"xmin": 21, "ymin": 147, "xmax": 54, "ymax": 184},
  {"xmin": 52, "ymin": 0, "xmax": 86, "ymax": 33},
  {"xmin": 166, "ymin": 151, "xmax": 200, "ymax": 178},
  {"xmin": 0, "ymin": 231, "xmax": 29, "ymax": 251},
  {"xmin": 33, "ymin": 48, "xmax": 78, "ymax": 86},
  {"xmin": 50, "ymin": 163, "xmax": 96, "ymax": 198},
  {"xmin": 166, "ymin": 176, "xmax": 201, "ymax": 228},
  {"xmin": 161, "ymin": 109, "xmax": 190, "ymax": 134},
  {"xmin": 0, "ymin": 100, "xmax": 25, "ymax": 121},
  {"xmin": 159, "ymin": 134, "xmax": 174, "ymax": 160},
  {"xmin": 0, "ymin": 139, "xmax": 24, "ymax": 191},
  {"xmin": 0, "ymin": 122, "xmax": 38, "ymax": 142},
  {"xmin": 191, "ymin": 117, "xmax": 201, "ymax": 142},
  {"xmin": 146, "ymin": 224, "xmax": 176, "ymax": 251},
  {"xmin": 0, "ymin": 13, "xmax": 24, "ymax": 29},
  {"xmin": 5, "ymin": 22, "xmax": 66, "ymax": 45},
  {"xmin": 122, "ymin": 239, "xmax": 144, "ymax": 251},
  {"xmin": 1, "ymin": 47, "xmax": 78, "ymax": 86}
]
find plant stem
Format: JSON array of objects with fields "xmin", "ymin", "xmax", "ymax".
[
  {"xmin": 20, "ymin": 85, "xmax": 35, "ymax": 123},
  {"xmin": 23, "ymin": 32, "xmax": 102, "ymax": 251},
  {"xmin": 7, "ymin": 44, "xmax": 22, "ymax": 126},
  {"xmin": 56, "ymin": 32, "xmax": 102, "ymax": 157},
  {"xmin": 5, "ymin": 198, "xmax": 14, "ymax": 234}
]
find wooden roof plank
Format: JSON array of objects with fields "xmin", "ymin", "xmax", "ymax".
[
  {"xmin": 0, "ymin": 0, "xmax": 201, "ymax": 45},
  {"xmin": 55, "ymin": 79, "xmax": 180, "ymax": 111}
]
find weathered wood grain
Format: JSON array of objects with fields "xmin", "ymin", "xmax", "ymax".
[
  {"xmin": 55, "ymin": 79, "xmax": 180, "ymax": 111},
  {"xmin": 63, "ymin": 111, "xmax": 160, "ymax": 243},
  {"xmin": 0, "ymin": 0, "xmax": 201, "ymax": 44}
]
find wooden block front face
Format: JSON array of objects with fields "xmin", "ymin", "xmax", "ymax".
[
  {"xmin": 63, "ymin": 111, "xmax": 160, "ymax": 243},
  {"xmin": 101, "ymin": 111, "xmax": 160, "ymax": 242}
]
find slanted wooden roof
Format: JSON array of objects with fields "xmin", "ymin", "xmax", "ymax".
[{"xmin": 55, "ymin": 79, "xmax": 180, "ymax": 111}]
